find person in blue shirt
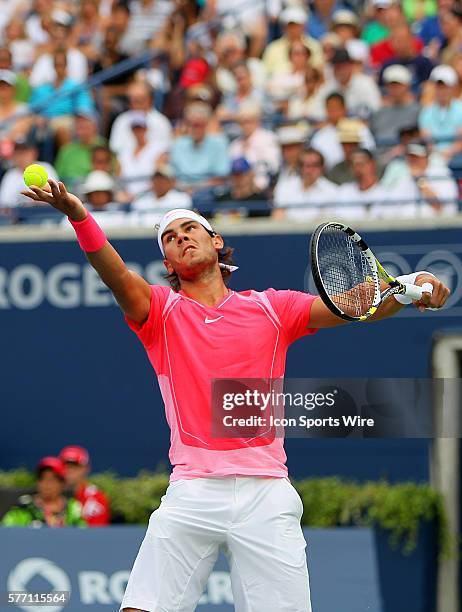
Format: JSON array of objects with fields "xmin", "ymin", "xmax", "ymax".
[
  {"xmin": 30, "ymin": 49, "xmax": 95, "ymax": 146},
  {"xmin": 415, "ymin": 0, "xmax": 453, "ymax": 47},
  {"xmin": 305, "ymin": 0, "xmax": 350, "ymax": 40},
  {"xmin": 419, "ymin": 64, "xmax": 462, "ymax": 163},
  {"xmin": 170, "ymin": 102, "xmax": 231, "ymax": 189}
]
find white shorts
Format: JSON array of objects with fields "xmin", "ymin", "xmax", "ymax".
[{"xmin": 120, "ymin": 476, "xmax": 312, "ymax": 612}]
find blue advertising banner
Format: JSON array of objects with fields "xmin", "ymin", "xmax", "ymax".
[
  {"xmin": 1, "ymin": 227, "xmax": 461, "ymax": 479},
  {"xmin": 0, "ymin": 527, "xmax": 382, "ymax": 612}
]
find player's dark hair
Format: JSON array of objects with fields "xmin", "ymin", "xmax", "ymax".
[{"xmin": 164, "ymin": 236, "xmax": 236, "ymax": 292}]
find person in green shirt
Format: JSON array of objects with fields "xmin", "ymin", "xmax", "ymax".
[
  {"xmin": 55, "ymin": 111, "xmax": 107, "ymax": 182},
  {"xmin": 0, "ymin": 47, "xmax": 31, "ymax": 103},
  {"xmin": 361, "ymin": 0, "xmax": 402, "ymax": 45},
  {"xmin": 2, "ymin": 457, "xmax": 86, "ymax": 528}
]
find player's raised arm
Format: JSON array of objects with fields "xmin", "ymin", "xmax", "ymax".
[{"xmin": 21, "ymin": 178, "xmax": 151, "ymax": 323}]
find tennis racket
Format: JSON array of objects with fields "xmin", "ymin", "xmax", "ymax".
[{"xmin": 310, "ymin": 221, "xmax": 433, "ymax": 322}]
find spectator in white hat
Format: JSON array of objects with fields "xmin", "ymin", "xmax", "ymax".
[
  {"xmin": 273, "ymin": 124, "xmax": 309, "ymax": 199},
  {"xmin": 81, "ymin": 170, "xmax": 118, "ymax": 211},
  {"xmin": 419, "ymin": 65, "xmax": 462, "ymax": 160},
  {"xmin": 117, "ymin": 111, "xmax": 169, "ymax": 201},
  {"xmin": 331, "ymin": 10, "xmax": 361, "ymax": 46},
  {"xmin": 131, "ymin": 164, "xmax": 192, "ymax": 216},
  {"xmin": 370, "ymin": 143, "xmax": 458, "ymax": 219},
  {"xmin": 327, "ymin": 118, "xmax": 366, "ymax": 185},
  {"xmin": 377, "ymin": 24, "xmax": 433, "ymax": 93},
  {"xmin": 263, "ymin": 6, "xmax": 323, "ymax": 76},
  {"xmin": 229, "ymin": 101, "xmax": 280, "ymax": 189},
  {"xmin": 370, "ymin": 64, "xmax": 420, "ymax": 154},
  {"xmin": 307, "ymin": 1, "xmax": 353, "ymax": 40}
]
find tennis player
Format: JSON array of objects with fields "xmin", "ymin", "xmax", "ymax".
[{"xmin": 23, "ymin": 179, "xmax": 449, "ymax": 612}]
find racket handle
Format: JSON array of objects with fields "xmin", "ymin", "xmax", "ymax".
[{"xmin": 403, "ymin": 282, "xmax": 434, "ymax": 300}]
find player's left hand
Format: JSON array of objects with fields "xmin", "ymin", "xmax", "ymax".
[{"xmin": 414, "ymin": 274, "xmax": 450, "ymax": 312}]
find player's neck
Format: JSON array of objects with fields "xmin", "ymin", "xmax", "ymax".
[{"xmin": 180, "ymin": 272, "xmax": 229, "ymax": 307}]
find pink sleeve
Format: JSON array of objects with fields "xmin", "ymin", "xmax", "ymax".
[
  {"xmin": 124, "ymin": 285, "xmax": 171, "ymax": 348},
  {"xmin": 265, "ymin": 289, "xmax": 319, "ymax": 344}
]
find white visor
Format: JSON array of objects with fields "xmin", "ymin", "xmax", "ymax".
[{"xmin": 157, "ymin": 209, "xmax": 238, "ymax": 272}]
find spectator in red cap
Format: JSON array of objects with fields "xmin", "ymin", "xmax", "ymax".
[
  {"xmin": 60, "ymin": 445, "xmax": 111, "ymax": 526},
  {"xmin": 2, "ymin": 457, "xmax": 85, "ymax": 527}
]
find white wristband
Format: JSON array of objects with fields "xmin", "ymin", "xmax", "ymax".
[{"xmin": 394, "ymin": 271, "xmax": 434, "ymax": 304}]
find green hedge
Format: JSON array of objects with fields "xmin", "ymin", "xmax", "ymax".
[{"xmin": 0, "ymin": 470, "xmax": 450, "ymax": 557}]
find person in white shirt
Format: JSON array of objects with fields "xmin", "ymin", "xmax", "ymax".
[
  {"xmin": 0, "ymin": 139, "xmax": 57, "ymax": 208},
  {"xmin": 229, "ymin": 101, "xmax": 280, "ymax": 189},
  {"xmin": 320, "ymin": 47, "xmax": 381, "ymax": 118},
  {"xmin": 29, "ymin": 12, "xmax": 89, "ymax": 87},
  {"xmin": 273, "ymin": 124, "xmax": 309, "ymax": 201},
  {"xmin": 311, "ymin": 92, "xmax": 374, "ymax": 169},
  {"xmin": 117, "ymin": 112, "xmax": 168, "ymax": 200},
  {"xmin": 273, "ymin": 147, "xmax": 337, "ymax": 221},
  {"xmin": 370, "ymin": 143, "xmax": 459, "ymax": 219},
  {"xmin": 214, "ymin": 31, "xmax": 266, "ymax": 96},
  {"xmin": 336, "ymin": 149, "xmax": 389, "ymax": 220},
  {"xmin": 131, "ymin": 164, "xmax": 192, "ymax": 227},
  {"xmin": 109, "ymin": 82, "xmax": 172, "ymax": 156}
]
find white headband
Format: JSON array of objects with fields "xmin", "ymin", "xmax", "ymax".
[{"xmin": 157, "ymin": 209, "xmax": 238, "ymax": 272}]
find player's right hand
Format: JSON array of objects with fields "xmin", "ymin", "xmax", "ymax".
[{"xmin": 21, "ymin": 178, "xmax": 87, "ymax": 221}]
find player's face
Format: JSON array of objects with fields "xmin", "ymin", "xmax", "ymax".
[{"xmin": 162, "ymin": 220, "xmax": 223, "ymax": 279}]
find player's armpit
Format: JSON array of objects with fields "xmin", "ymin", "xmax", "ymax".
[{"xmin": 307, "ymin": 297, "xmax": 350, "ymax": 329}]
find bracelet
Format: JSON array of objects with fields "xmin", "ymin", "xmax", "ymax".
[
  {"xmin": 394, "ymin": 271, "xmax": 434, "ymax": 304},
  {"xmin": 68, "ymin": 210, "xmax": 107, "ymax": 253}
]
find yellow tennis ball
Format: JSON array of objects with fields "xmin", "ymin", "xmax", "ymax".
[{"xmin": 23, "ymin": 164, "xmax": 48, "ymax": 188}]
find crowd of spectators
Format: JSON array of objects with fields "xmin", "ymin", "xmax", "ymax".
[
  {"xmin": 0, "ymin": 0, "xmax": 462, "ymax": 225},
  {"xmin": 1, "ymin": 445, "xmax": 111, "ymax": 527}
]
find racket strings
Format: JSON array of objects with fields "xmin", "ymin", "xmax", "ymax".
[{"xmin": 317, "ymin": 227, "xmax": 377, "ymax": 318}]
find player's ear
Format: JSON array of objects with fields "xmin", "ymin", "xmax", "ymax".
[
  {"xmin": 163, "ymin": 259, "xmax": 174, "ymax": 275},
  {"xmin": 212, "ymin": 233, "xmax": 224, "ymax": 251}
]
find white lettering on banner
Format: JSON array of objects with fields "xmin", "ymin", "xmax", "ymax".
[
  {"xmin": 0, "ymin": 261, "xmax": 167, "ymax": 310},
  {"xmin": 46, "ymin": 264, "xmax": 80, "ymax": 308},
  {"xmin": 0, "ymin": 266, "xmax": 9, "ymax": 308},
  {"xmin": 8, "ymin": 558, "xmax": 232, "ymax": 608},
  {"xmin": 145, "ymin": 261, "xmax": 169, "ymax": 285},
  {"xmin": 79, "ymin": 572, "xmax": 112, "ymax": 604},
  {"xmin": 9, "ymin": 265, "xmax": 44, "ymax": 309},
  {"xmin": 83, "ymin": 267, "xmax": 112, "ymax": 307},
  {"xmin": 108, "ymin": 571, "xmax": 130, "ymax": 602}
]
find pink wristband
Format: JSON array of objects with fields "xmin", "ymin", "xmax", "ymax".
[{"xmin": 68, "ymin": 210, "xmax": 107, "ymax": 252}]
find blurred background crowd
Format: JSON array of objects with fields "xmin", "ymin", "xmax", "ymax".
[
  {"xmin": 1, "ymin": 0, "xmax": 462, "ymax": 224},
  {"xmin": 1, "ymin": 447, "xmax": 111, "ymax": 527}
]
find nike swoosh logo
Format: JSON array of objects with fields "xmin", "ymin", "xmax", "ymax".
[{"xmin": 204, "ymin": 316, "xmax": 224, "ymax": 324}]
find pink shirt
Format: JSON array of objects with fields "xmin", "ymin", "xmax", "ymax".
[{"xmin": 126, "ymin": 286, "xmax": 318, "ymax": 480}]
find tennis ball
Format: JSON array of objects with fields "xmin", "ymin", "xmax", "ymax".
[{"xmin": 23, "ymin": 164, "xmax": 48, "ymax": 188}]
